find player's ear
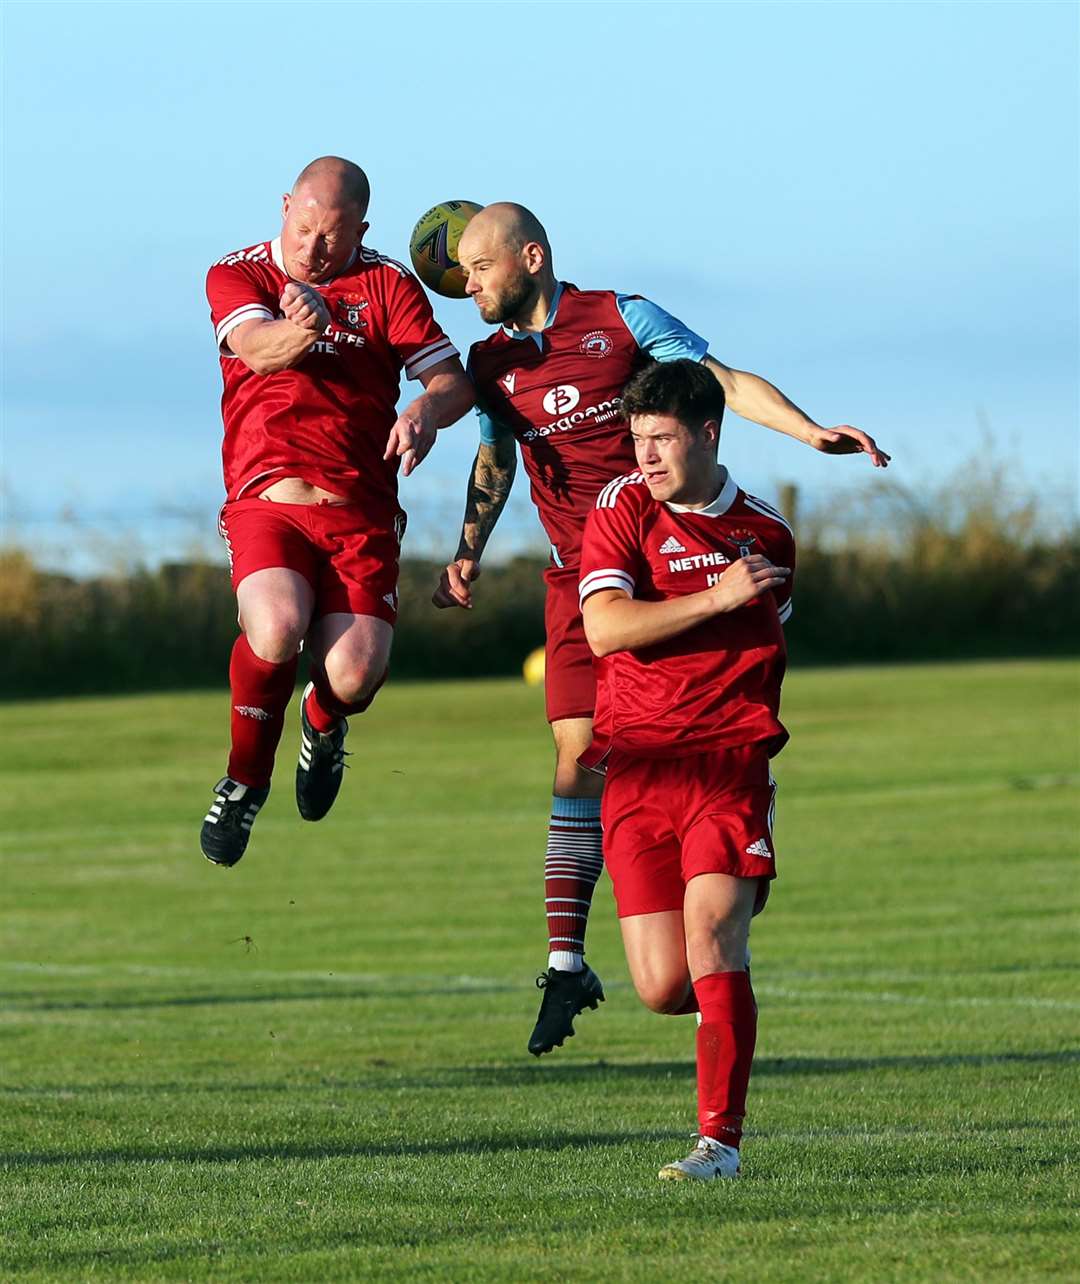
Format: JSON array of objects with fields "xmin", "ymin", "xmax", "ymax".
[
  {"xmin": 703, "ymin": 418, "xmax": 721, "ymax": 450},
  {"xmin": 356, "ymin": 221, "xmax": 369, "ymax": 246},
  {"xmin": 281, "ymin": 193, "xmax": 291, "ymax": 221},
  {"xmin": 522, "ymin": 240, "xmax": 546, "ymax": 276}
]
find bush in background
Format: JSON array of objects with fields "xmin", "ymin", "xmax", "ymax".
[{"xmin": 1, "ymin": 459, "xmax": 1075, "ymax": 698}]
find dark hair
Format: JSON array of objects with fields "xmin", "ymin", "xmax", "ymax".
[{"xmin": 621, "ymin": 358, "xmax": 725, "ymax": 433}]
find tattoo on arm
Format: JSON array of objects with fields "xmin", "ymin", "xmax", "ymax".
[{"xmin": 456, "ymin": 437, "xmax": 517, "ymax": 560}]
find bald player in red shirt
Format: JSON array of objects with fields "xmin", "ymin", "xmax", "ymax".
[
  {"xmin": 579, "ymin": 358, "xmax": 792, "ymax": 1182},
  {"xmin": 433, "ymin": 202, "xmax": 887, "ymax": 1057},
  {"xmin": 201, "ymin": 157, "xmax": 473, "ymax": 866}
]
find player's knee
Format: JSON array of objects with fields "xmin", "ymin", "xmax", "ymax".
[
  {"xmin": 323, "ymin": 658, "xmax": 381, "ymax": 708},
  {"xmin": 634, "ymin": 974, "xmax": 692, "ymax": 1015},
  {"xmin": 685, "ymin": 923, "xmax": 747, "ymax": 976},
  {"xmin": 243, "ymin": 613, "xmax": 306, "ymax": 664}
]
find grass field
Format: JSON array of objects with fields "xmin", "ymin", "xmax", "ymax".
[{"xmin": 2, "ymin": 659, "xmax": 1078, "ymax": 1282}]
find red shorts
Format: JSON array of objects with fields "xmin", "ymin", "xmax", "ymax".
[
  {"xmin": 219, "ymin": 498, "xmax": 404, "ymax": 624},
  {"xmin": 602, "ymin": 744, "xmax": 778, "ymax": 918},
  {"xmin": 543, "ymin": 567, "xmax": 597, "ymax": 723}
]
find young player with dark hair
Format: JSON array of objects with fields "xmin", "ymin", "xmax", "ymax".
[
  {"xmin": 578, "ymin": 358, "xmax": 793, "ymax": 1180},
  {"xmin": 433, "ymin": 202, "xmax": 883, "ymax": 1057}
]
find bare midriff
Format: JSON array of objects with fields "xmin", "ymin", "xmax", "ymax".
[{"xmin": 258, "ymin": 477, "xmax": 347, "ymax": 505}]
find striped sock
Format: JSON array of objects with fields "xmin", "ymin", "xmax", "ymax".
[{"xmin": 545, "ymin": 795, "xmax": 603, "ymax": 972}]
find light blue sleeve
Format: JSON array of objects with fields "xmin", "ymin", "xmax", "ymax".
[
  {"xmin": 615, "ymin": 294, "xmax": 709, "ymax": 363},
  {"xmin": 477, "ymin": 406, "xmax": 514, "ymax": 446},
  {"xmin": 467, "ymin": 348, "xmax": 515, "ymax": 446}
]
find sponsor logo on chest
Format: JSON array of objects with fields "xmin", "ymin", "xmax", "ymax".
[
  {"xmin": 517, "ymin": 382, "xmax": 624, "ymax": 441},
  {"xmin": 543, "ymin": 385, "xmax": 580, "ymax": 415},
  {"xmin": 661, "ymin": 538, "xmax": 733, "ymax": 586}
]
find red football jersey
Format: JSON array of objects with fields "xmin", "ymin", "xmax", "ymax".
[
  {"xmin": 578, "ymin": 470, "xmax": 795, "ymax": 763},
  {"xmin": 206, "ymin": 237, "xmax": 458, "ymax": 512},
  {"xmin": 468, "ymin": 284, "xmax": 707, "ymax": 569}
]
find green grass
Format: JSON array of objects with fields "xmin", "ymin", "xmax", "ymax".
[{"xmin": 1, "ymin": 659, "xmax": 1078, "ymax": 1282}]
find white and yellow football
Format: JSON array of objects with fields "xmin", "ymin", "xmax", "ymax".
[{"xmin": 409, "ymin": 200, "xmax": 483, "ymax": 298}]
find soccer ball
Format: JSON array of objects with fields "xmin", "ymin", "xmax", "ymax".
[
  {"xmin": 522, "ymin": 646, "xmax": 546, "ymax": 686},
  {"xmin": 409, "ymin": 200, "xmax": 483, "ymax": 298}
]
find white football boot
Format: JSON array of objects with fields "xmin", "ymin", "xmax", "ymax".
[{"xmin": 658, "ymin": 1136, "xmax": 741, "ymax": 1182}]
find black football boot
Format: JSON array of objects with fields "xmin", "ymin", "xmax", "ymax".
[
  {"xmin": 201, "ymin": 777, "xmax": 270, "ymax": 867},
  {"xmin": 527, "ymin": 963, "xmax": 605, "ymax": 1056},
  {"xmin": 295, "ymin": 682, "xmax": 349, "ymax": 821}
]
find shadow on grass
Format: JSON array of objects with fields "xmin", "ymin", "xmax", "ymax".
[
  {"xmin": 0, "ymin": 984, "xmax": 516, "ymax": 1012},
  {"xmin": 3, "ymin": 1049, "xmax": 1076, "ymax": 1108},
  {"xmin": 3, "ymin": 1103, "xmax": 1073, "ymax": 1178},
  {"xmin": 460, "ymin": 1048, "xmax": 1080, "ymax": 1086},
  {"xmin": 0, "ymin": 1127, "xmax": 659, "ymax": 1170}
]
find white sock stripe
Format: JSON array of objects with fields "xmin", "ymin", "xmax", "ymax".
[
  {"xmin": 549, "ymin": 937, "xmax": 586, "ymax": 947},
  {"xmin": 548, "ymin": 817, "xmax": 603, "ymax": 828},
  {"xmin": 544, "ymin": 897, "xmax": 594, "ymax": 905}
]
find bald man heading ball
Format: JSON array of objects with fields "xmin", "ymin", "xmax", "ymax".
[
  {"xmin": 433, "ymin": 201, "xmax": 889, "ymax": 1057},
  {"xmin": 201, "ymin": 157, "xmax": 473, "ymax": 867}
]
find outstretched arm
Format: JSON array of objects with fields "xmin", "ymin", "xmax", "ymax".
[
  {"xmin": 432, "ymin": 432, "xmax": 518, "ymax": 609},
  {"xmin": 703, "ymin": 355, "xmax": 890, "ymax": 467},
  {"xmin": 384, "ymin": 357, "xmax": 475, "ymax": 477}
]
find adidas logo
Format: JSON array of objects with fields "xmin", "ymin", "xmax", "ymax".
[
  {"xmin": 658, "ymin": 536, "xmax": 687, "ymax": 555},
  {"xmin": 745, "ymin": 838, "xmax": 773, "ymax": 859},
  {"xmin": 234, "ymin": 705, "xmax": 271, "ymax": 721}
]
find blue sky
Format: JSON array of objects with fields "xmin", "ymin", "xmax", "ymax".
[{"xmin": 2, "ymin": 1, "xmax": 1077, "ymax": 570}]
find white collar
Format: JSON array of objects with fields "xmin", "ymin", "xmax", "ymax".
[{"xmin": 665, "ymin": 468, "xmax": 738, "ymax": 517}]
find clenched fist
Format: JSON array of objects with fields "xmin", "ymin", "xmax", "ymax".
[{"xmin": 280, "ymin": 282, "xmax": 331, "ymax": 335}]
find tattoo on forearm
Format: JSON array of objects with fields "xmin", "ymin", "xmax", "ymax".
[{"xmin": 457, "ymin": 440, "xmax": 516, "ymax": 558}]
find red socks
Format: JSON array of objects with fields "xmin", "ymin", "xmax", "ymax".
[
  {"xmin": 305, "ymin": 665, "xmax": 386, "ymax": 730},
  {"xmin": 693, "ymin": 970, "xmax": 758, "ymax": 1149},
  {"xmin": 226, "ymin": 634, "xmax": 298, "ymax": 788}
]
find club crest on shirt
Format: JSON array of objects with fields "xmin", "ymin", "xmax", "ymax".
[
  {"xmin": 724, "ymin": 528, "xmax": 758, "ymax": 557},
  {"xmin": 336, "ymin": 294, "xmax": 369, "ymax": 329},
  {"xmin": 579, "ymin": 330, "xmax": 613, "ymax": 359}
]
